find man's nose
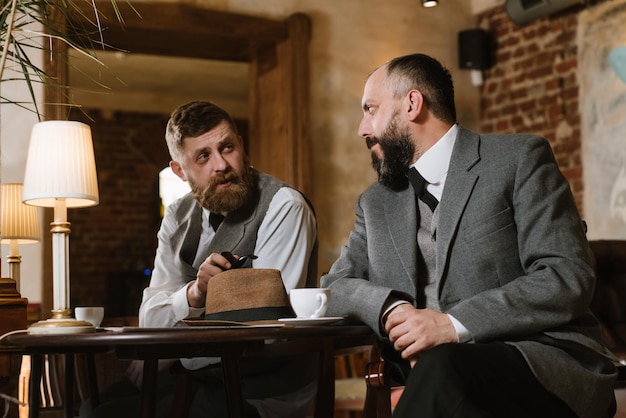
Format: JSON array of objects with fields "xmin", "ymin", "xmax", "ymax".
[
  {"xmin": 212, "ymin": 152, "xmax": 230, "ymax": 171},
  {"xmin": 358, "ymin": 118, "xmax": 370, "ymax": 138}
]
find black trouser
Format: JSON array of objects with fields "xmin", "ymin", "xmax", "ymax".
[{"xmin": 391, "ymin": 342, "xmax": 578, "ymax": 418}]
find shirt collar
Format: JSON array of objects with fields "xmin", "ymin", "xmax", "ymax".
[{"xmin": 411, "ymin": 124, "xmax": 457, "ymax": 186}]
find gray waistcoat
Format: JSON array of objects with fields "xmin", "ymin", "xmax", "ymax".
[
  {"xmin": 172, "ymin": 171, "xmax": 318, "ymax": 287},
  {"xmin": 417, "ymin": 201, "xmax": 440, "ymax": 311}
]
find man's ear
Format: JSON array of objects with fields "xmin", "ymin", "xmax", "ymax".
[
  {"xmin": 406, "ymin": 90, "xmax": 424, "ymax": 121},
  {"xmin": 170, "ymin": 161, "xmax": 186, "ymax": 181}
]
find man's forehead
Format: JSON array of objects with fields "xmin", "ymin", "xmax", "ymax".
[
  {"xmin": 185, "ymin": 121, "xmax": 235, "ymax": 143},
  {"xmin": 362, "ymin": 68, "xmax": 391, "ymax": 103}
]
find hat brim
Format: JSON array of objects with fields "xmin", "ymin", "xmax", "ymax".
[
  {"xmin": 205, "ymin": 305, "xmax": 294, "ymax": 323},
  {"xmin": 182, "ymin": 318, "xmax": 285, "ymax": 327}
]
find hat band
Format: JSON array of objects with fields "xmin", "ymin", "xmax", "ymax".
[{"xmin": 204, "ymin": 306, "xmax": 295, "ymax": 322}]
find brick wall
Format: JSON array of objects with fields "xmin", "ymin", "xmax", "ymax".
[
  {"xmin": 69, "ymin": 110, "xmax": 170, "ymax": 314},
  {"xmin": 476, "ymin": 5, "xmax": 585, "ymax": 212}
]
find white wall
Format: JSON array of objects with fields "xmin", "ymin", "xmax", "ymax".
[
  {"xmin": 0, "ymin": 21, "xmax": 44, "ymax": 303},
  {"xmin": 472, "ymin": 0, "xmax": 504, "ymax": 15}
]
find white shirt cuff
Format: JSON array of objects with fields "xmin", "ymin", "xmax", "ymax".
[
  {"xmin": 447, "ymin": 314, "xmax": 472, "ymax": 343},
  {"xmin": 173, "ymin": 282, "xmax": 204, "ymax": 321}
]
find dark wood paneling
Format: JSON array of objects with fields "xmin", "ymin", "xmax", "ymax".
[{"xmin": 66, "ymin": 2, "xmax": 289, "ymax": 62}]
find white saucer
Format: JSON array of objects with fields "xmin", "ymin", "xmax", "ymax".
[{"xmin": 277, "ymin": 316, "xmax": 344, "ymax": 326}]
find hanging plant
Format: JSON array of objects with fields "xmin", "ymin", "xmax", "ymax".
[{"xmin": 0, "ymin": 0, "xmax": 134, "ymax": 119}]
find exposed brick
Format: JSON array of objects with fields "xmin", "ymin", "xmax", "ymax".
[
  {"xmin": 528, "ymin": 66, "xmax": 556, "ymax": 79},
  {"xmin": 477, "ymin": 4, "xmax": 582, "ymax": 212},
  {"xmin": 496, "ymin": 120, "xmax": 510, "ymax": 131},
  {"xmin": 67, "ymin": 111, "xmax": 178, "ymax": 310}
]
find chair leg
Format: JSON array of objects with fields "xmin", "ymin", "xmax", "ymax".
[
  {"xmin": 363, "ymin": 386, "xmax": 391, "ymax": 418},
  {"xmin": 169, "ymin": 364, "xmax": 194, "ymax": 418},
  {"xmin": 363, "ymin": 354, "xmax": 392, "ymax": 418}
]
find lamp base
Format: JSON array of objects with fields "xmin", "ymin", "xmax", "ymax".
[{"xmin": 28, "ymin": 318, "xmax": 95, "ymax": 335}]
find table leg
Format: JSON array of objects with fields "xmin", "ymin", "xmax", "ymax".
[
  {"xmin": 85, "ymin": 353, "xmax": 100, "ymax": 407},
  {"xmin": 64, "ymin": 354, "xmax": 74, "ymax": 418},
  {"xmin": 314, "ymin": 338, "xmax": 335, "ymax": 418},
  {"xmin": 140, "ymin": 359, "xmax": 158, "ymax": 418},
  {"xmin": 221, "ymin": 355, "xmax": 245, "ymax": 418},
  {"xmin": 28, "ymin": 355, "xmax": 42, "ymax": 418},
  {"xmin": 9, "ymin": 353, "xmax": 22, "ymax": 418}
]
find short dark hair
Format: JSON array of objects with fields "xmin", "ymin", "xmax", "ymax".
[
  {"xmin": 384, "ymin": 54, "xmax": 457, "ymax": 124},
  {"xmin": 165, "ymin": 101, "xmax": 239, "ymax": 162}
]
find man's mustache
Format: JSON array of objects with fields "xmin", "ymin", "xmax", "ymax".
[
  {"xmin": 365, "ymin": 137, "xmax": 379, "ymax": 149},
  {"xmin": 210, "ymin": 170, "xmax": 239, "ymax": 189}
]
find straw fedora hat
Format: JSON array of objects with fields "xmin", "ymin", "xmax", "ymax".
[{"xmin": 204, "ymin": 268, "xmax": 295, "ymax": 324}]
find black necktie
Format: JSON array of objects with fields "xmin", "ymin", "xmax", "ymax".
[
  {"xmin": 209, "ymin": 212, "xmax": 224, "ymax": 231},
  {"xmin": 407, "ymin": 167, "xmax": 438, "ymax": 212}
]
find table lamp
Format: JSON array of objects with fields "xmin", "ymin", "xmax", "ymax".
[
  {"xmin": 22, "ymin": 120, "xmax": 100, "ymax": 334},
  {"xmin": 0, "ymin": 183, "xmax": 41, "ymax": 291}
]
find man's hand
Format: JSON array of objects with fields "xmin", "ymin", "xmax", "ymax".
[
  {"xmin": 187, "ymin": 252, "xmax": 233, "ymax": 307},
  {"xmin": 384, "ymin": 304, "xmax": 458, "ymax": 366}
]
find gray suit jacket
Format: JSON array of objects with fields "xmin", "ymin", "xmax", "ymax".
[{"xmin": 322, "ymin": 126, "xmax": 616, "ymax": 417}]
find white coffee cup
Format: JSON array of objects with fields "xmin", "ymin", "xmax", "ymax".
[
  {"xmin": 289, "ymin": 288, "xmax": 330, "ymax": 319},
  {"xmin": 75, "ymin": 306, "xmax": 105, "ymax": 327}
]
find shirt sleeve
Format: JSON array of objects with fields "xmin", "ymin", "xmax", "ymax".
[
  {"xmin": 139, "ymin": 203, "xmax": 204, "ymax": 328},
  {"xmin": 252, "ymin": 187, "xmax": 317, "ymax": 292}
]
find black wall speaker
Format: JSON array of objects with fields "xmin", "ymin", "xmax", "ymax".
[{"xmin": 458, "ymin": 28, "xmax": 494, "ymax": 71}]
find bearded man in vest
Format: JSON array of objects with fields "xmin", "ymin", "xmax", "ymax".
[{"xmin": 83, "ymin": 101, "xmax": 318, "ymax": 418}]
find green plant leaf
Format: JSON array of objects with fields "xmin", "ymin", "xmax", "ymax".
[{"xmin": 1, "ymin": 0, "xmax": 133, "ymax": 118}]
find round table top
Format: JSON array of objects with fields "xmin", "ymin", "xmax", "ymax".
[{"xmin": 2, "ymin": 322, "xmax": 374, "ymax": 355}]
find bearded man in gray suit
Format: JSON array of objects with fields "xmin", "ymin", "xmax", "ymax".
[{"xmin": 321, "ymin": 54, "xmax": 617, "ymax": 417}]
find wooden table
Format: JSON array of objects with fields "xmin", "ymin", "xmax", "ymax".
[{"xmin": 4, "ymin": 324, "xmax": 374, "ymax": 418}]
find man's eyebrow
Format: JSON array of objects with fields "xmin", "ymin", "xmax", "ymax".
[
  {"xmin": 217, "ymin": 136, "xmax": 237, "ymax": 147},
  {"xmin": 194, "ymin": 146, "xmax": 210, "ymax": 156}
]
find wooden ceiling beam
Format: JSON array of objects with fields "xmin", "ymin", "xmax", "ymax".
[{"xmin": 66, "ymin": 2, "xmax": 289, "ymax": 61}]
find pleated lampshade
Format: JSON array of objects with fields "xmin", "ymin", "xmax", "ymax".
[
  {"xmin": 22, "ymin": 121, "xmax": 99, "ymax": 208},
  {"xmin": 0, "ymin": 183, "xmax": 40, "ymax": 243}
]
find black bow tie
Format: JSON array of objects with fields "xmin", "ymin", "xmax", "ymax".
[
  {"xmin": 209, "ymin": 212, "xmax": 225, "ymax": 231},
  {"xmin": 407, "ymin": 168, "xmax": 438, "ymax": 212}
]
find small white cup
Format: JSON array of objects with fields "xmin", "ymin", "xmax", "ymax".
[
  {"xmin": 289, "ymin": 288, "xmax": 330, "ymax": 319},
  {"xmin": 75, "ymin": 306, "xmax": 105, "ymax": 327}
]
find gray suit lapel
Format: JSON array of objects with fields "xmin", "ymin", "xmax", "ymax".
[{"xmin": 436, "ymin": 126, "xmax": 480, "ymax": 282}]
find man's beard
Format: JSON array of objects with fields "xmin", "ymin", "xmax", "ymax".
[
  {"xmin": 189, "ymin": 165, "xmax": 255, "ymax": 213},
  {"xmin": 370, "ymin": 116, "xmax": 416, "ymax": 191}
]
